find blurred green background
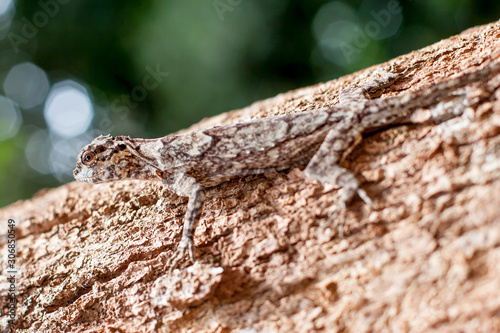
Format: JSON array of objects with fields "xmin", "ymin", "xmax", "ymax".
[{"xmin": 0, "ymin": 0, "xmax": 498, "ymax": 208}]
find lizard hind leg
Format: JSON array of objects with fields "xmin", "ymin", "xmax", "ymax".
[{"xmin": 304, "ymin": 125, "xmax": 373, "ymax": 237}]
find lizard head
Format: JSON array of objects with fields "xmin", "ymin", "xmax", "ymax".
[{"xmin": 73, "ymin": 135, "xmax": 160, "ymax": 184}]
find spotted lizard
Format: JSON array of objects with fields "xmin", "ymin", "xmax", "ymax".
[{"xmin": 74, "ymin": 60, "xmax": 500, "ymax": 272}]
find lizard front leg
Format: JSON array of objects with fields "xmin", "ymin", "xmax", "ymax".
[
  {"xmin": 304, "ymin": 121, "xmax": 373, "ymax": 237},
  {"xmin": 162, "ymin": 172, "xmax": 205, "ymax": 273}
]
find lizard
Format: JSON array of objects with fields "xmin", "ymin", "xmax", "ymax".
[{"xmin": 73, "ymin": 59, "xmax": 500, "ymax": 272}]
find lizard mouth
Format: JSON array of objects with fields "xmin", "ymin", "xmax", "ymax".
[
  {"xmin": 75, "ymin": 176, "xmax": 97, "ymax": 183},
  {"xmin": 73, "ymin": 169, "xmax": 103, "ymax": 184}
]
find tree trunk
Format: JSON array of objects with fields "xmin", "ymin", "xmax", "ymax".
[{"xmin": 1, "ymin": 21, "xmax": 500, "ymax": 333}]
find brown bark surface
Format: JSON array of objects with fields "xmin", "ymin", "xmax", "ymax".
[{"xmin": 1, "ymin": 21, "xmax": 500, "ymax": 332}]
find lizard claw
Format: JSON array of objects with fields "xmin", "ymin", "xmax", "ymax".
[
  {"xmin": 329, "ymin": 188, "xmax": 374, "ymax": 238},
  {"xmin": 167, "ymin": 238, "xmax": 194, "ymax": 274},
  {"xmin": 357, "ymin": 188, "xmax": 374, "ymax": 208},
  {"xmin": 328, "ymin": 201, "xmax": 347, "ymax": 238}
]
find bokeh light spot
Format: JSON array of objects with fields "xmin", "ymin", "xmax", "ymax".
[
  {"xmin": 313, "ymin": 1, "xmax": 358, "ymax": 40},
  {"xmin": 3, "ymin": 62, "xmax": 50, "ymax": 109},
  {"xmin": 313, "ymin": 2, "xmax": 362, "ymax": 67},
  {"xmin": 44, "ymin": 81, "xmax": 94, "ymax": 138},
  {"xmin": 0, "ymin": 0, "xmax": 13, "ymax": 16},
  {"xmin": 25, "ymin": 129, "xmax": 52, "ymax": 174},
  {"xmin": 0, "ymin": 96, "xmax": 22, "ymax": 141}
]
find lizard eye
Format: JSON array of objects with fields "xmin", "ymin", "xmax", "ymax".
[{"xmin": 82, "ymin": 151, "xmax": 95, "ymax": 165}]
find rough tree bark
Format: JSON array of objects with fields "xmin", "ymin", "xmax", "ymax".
[{"xmin": 1, "ymin": 21, "xmax": 500, "ymax": 333}]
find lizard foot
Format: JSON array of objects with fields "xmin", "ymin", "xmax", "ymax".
[
  {"xmin": 329, "ymin": 188, "xmax": 374, "ymax": 238},
  {"xmin": 167, "ymin": 238, "xmax": 195, "ymax": 274}
]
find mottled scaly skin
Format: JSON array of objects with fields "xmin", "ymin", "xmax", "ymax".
[
  {"xmin": 74, "ymin": 60, "xmax": 500, "ymax": 272},
  {"xmin": 75, "ymin": 108, "xmax": 344, "ymax": 185}
]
